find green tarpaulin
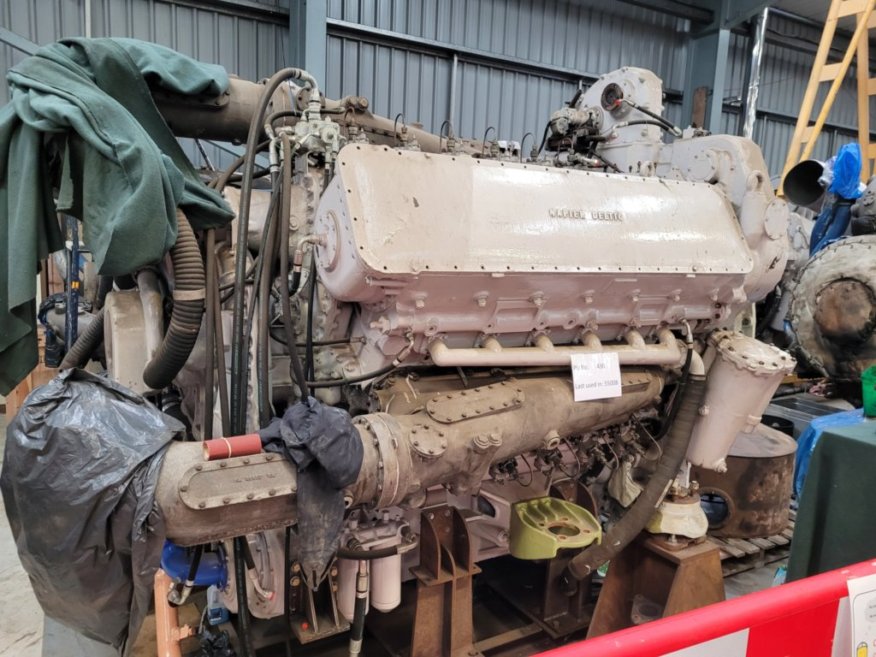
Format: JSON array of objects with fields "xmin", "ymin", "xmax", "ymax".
[
  {"xmin": 0, "ymin": 38, "xmax": 234, "ymax": 394},
  {"xmin": 787, "ymin": 418, "xmax": 876, "ymax": 580}
]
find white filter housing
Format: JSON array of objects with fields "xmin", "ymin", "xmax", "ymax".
[
  {"xmin": 336, "ymin": 558, "xmax": 365, "ymax": 622},
  {"xmin": 686, "ymin": 331, "xmax": 795, "ymax": 472},
  {"xmin": 369, "ymin": 554, "xmax": 402, "ymax": 612}
]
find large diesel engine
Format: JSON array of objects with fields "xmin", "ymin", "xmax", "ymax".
[{"xmin": 8, "ymin": 52, "xmax": 794, "ymax": 655}]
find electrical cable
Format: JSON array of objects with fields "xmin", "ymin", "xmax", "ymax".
[
  {"xmin": 536, "ymin": 121, "xmax": 552, "ymax": 157},
  {"xmin": 209, "ymin": 140, "xmax": 270, "ymax": 192}
]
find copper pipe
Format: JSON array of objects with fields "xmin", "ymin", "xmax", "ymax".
[{"xmin": 154, "ymin": 569, "xmax": 195, "ymax": 657}]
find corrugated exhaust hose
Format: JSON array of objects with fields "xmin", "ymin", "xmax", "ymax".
[
  {"xmin": 566, "ymin": 368, "xmax": 708, "ymax": 580},
  {"xmin": 59, "ymin": 307, "xmax": 106, "ymax": 369},
  {"xmin": 142, "ymin": 209, "xmax": 205, "ymax": 390}
]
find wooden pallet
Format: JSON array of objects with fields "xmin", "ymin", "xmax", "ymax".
[{"xmin": 707, "ymin": 510, "xmax": 795, "ymax": 577}]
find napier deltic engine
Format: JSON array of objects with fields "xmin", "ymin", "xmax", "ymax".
[{"xmin": 28, "ymin": 59, "xmax": 795, "ymax": 654}]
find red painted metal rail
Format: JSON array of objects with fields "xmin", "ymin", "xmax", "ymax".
[{"xmin": 533, "ymin": 560, "xmax": 876, "ymax": 657}]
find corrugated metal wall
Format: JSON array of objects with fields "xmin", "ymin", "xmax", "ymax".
[
  {"xmin": 0, "ymin": 0, "xmax": 869, "ymax": 177},
  {"xmin": 325, "ymin": 0, "xmax": 690, "ymax": 145}
]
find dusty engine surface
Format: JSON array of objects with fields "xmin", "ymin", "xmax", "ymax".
[{"xmin": 31, "ymin": 60, "xmax": 794, "ymax": 654}]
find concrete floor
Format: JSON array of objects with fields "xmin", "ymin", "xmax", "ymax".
[
  {"xmin": 0, "ymin": 414, "xmax": 43, "ymax": 657},
  {"xmin": 0, "ymin": 411, "xmax": 788, "ymax": 657}
]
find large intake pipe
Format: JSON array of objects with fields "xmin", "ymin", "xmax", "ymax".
[
  {"xmin": 156, "ymin": 369, "xmax": 664, "ymax": 545},
  {"xmin": 154, "ymin": 77, "xmax": 479, "ymax": 154}
]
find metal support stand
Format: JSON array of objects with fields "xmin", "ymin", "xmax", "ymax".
[
  {"xmin": 410, "ymin": 505, "xmax": 481, "ymax": 657},
  {"xmin": 587, "ymin": 534, "xmax": 725, "ymax": 638},
  {"xmin": 482, "ymin": 480, "xmax": 598, "ymax": 638}
]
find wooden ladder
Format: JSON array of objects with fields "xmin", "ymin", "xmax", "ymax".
[{"xmin": 780, "ymin": 0, "xmax": 876, "ymax": 192}]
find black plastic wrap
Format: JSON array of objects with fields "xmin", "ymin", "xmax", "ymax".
[{"xmin": 1, "ymin": 369, "xmax": 182, "ymax": 655}]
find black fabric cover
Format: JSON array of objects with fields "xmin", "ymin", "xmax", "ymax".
[
  {"xmin": 258, "ymin": 397, "xmax": 363, "ymax": 587},
  {"xmin": 1, "ymin": 369, "xmax": 181, "ymax": 655}
]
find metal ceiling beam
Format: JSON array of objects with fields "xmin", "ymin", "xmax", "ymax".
[
  {"xmin": 154, "ymin": 0, "xmax": 287, "ymax": 24},
  {"xmin": 722, "ymin": 0, "xmax": 773, "ymax": 29},
  {"xmin": 613, "ymin": 0, "xmax": 714, "ymax": 23}
]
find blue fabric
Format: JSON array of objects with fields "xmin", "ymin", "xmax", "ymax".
[
  {"xmin": 828, "ymin": 143, "xmax": 863, "ymax": 200},
  {"xmin": 794, "ymin": 408, "xmax": 865, "ymax": 496},
  {"xmin": 809, "ymin": 201, "xmax": 852, "ymax": 255}
]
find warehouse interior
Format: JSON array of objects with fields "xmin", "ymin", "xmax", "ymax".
[{"xmin": 3, "ymin": 1, "xmax": 876, "ymax": 656}]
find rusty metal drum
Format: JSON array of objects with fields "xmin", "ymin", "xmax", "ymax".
[{"xmin": 692, "ymin": 423, "xmax": 796, "ymax": 539}]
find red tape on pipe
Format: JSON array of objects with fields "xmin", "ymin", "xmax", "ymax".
[{"xmin": 203, "ymin": 433, "xmax": 263, "ymax": 461}]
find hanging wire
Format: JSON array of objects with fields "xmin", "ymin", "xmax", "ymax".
[
  {"xmin": 439, "ymin": 119, "xmax": 455, "ymax": 152},
  {"xmin": 481, "ymin": 125, "xmax": 496, "ymax": 156},
  {"xmin": 519, "ymin": 131, "xmax": 535, "ymax": 162},
  {"xmin": 393, "ymin": 113, "xmax": 407, "ymax": 143}
]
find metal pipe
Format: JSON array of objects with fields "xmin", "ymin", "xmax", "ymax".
[
  {"xmin": 427, "ymin": 329, "xmax": 682, "ymax": 368},
  {"xmin": 135, "ymin": 269, "xmax": 164, "ymax": 363},
  {"xmin": 155, "ymin": 77, "xmax": 480, "ymax": 154},
  {"xmin": 156, "ymin": 369, "xmax": 664, "ymax": 545},
  {"xmin": 154, "ymin": 569, "xmax": 194, "ymax": 657},
  {"xmin": 742, "ymin": 7, "xmax": 769, "ymax": 140}
]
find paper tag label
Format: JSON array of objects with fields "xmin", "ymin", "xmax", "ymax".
[
  {"xmin": 571, "ymin": 352, "xmax": 622, "ymax": 402},
  {"xmin": 848, "ymin": 573, "xmax": 876, "ymax": 657}
]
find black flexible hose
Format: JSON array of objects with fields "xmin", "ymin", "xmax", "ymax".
[
  {"xmin": 209, "ymin": 140, "xmax": 271, "ymax": 192},
  {"xmin": 142, "ymin": 211, "xmax": 206, "ymax": 390},
  {"xmin": 566, "ymin": 353, "xmax": 707, "ymax": 580},
  {"xmin": 233, "ymin": 536, "xmax": 256, "ymax": 657},
  {"xmin": 622, "ymin": 99, "xmax": 681, "ymax": 135},
  {"xmin": 279, "ymin": 132, "xmax": 310, "ymax": 399},
  {"xmin": 169, "ymin": 544, "xmax": 204, "ymax": 607},
  {"xmin": 256, "ymin": 168, "xmax": 282, "ymax": 426},
  {"xmin": 59, "ymin": 307, "xmax": 105, "ymax": 369},
  {"xmin": 348, "ymin": 561, "xmax": 368, "ymax": 657},
  {"xmin": 231, "ymin": 68, "xmax": 315, "ymax": 438}
]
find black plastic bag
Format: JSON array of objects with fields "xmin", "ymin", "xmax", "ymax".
[{"xmin": 1, "ymin": 369, "xmax": 181, "ymax": 655}]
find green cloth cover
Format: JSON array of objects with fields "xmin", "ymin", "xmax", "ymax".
[
  {"xmin": 0, "ymin": 38, "xmax": 234, "ymax": 394},
  {"xmin": 787, "ymin": 418, "xmax": 876, "ymax": 580}
]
